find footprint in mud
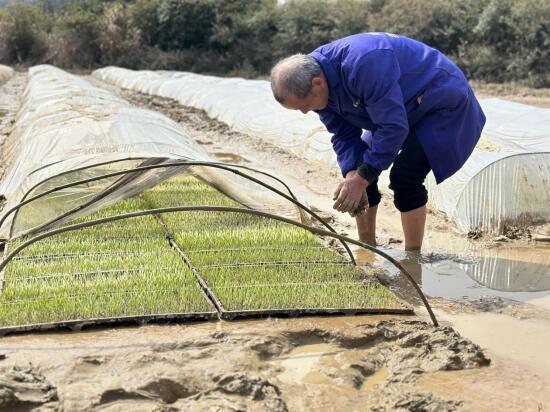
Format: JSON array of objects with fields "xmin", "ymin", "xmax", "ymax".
[
  {"xmin": 249, "ymin": 320, "xmax": 489, "ymax": 410},
  {"xmin": 265, "ymin": 334, "xmax": 385, "ymax": 391},
  {"xmin": 77, "ymin": 355, "xmax": 106, "ymax": 365},
  {"xmin": 195, "ymin": 139, "xmax": 213, "ymax": 145},
  {"xmin": 91, "ymin": 370, "xmax": 287, "ymax": 411},
  {"xmin": 96, "ymin": 378, "xmax": 195, "ymax": 406}
]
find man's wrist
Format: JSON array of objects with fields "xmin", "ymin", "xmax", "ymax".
[{"xmin": 356, "ymin": 162, "xmax": 381, "ymax": 184}]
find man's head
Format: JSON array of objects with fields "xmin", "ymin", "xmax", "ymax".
[{"xmin": 270, "ymin": 54, "xmax": 329, "ymax": 114}]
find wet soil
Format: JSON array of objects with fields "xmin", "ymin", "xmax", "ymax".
[
  {"xmin": 0, "ymin": 316, "xmax": 496, "ymax": 411},
  {"xmin": 0, "ymin": 74, "xmax": 548, "ymax": 410}
]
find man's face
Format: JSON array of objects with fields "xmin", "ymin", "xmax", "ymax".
[{"xmin": 280, "ymin": 76, "xmax": 329, "ymax": 114}]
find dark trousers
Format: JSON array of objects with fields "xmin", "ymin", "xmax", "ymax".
[{"xmin": 366, "ymin": 131, "xmax": 432, "ymax": 213}]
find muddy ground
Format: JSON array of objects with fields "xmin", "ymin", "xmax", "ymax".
[{"xmin": 0, "ymin": 72, "xmax": 549, "ymax": 411}]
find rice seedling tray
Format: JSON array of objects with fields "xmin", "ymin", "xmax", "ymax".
[
  {"xmin": 0, "ymin": 311, "xmax": 217, "ymax": 337},
  {"xmin": 0, "ymin": 173, "xmax": 417, "ymax": 333},
  {"xmin": 0, "ymin": 197, "xmax": 219, "ymax": 332}
]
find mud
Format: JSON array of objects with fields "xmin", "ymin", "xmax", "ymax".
[
  {"xmin": 0, "ymin": 365, "xmax": 58, "ymax": 410},
  {"xmin": 0, "ymin": 317, "xmax": 495, "ymax": 411}
]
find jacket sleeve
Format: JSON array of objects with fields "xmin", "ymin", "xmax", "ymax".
[
  {"xmin": 343, "ymin": 49, "xmax": 409, "ymax": 182},
  {"xmin": 316, "ymin": 107, "xmax": 365, "ymax": 177}
]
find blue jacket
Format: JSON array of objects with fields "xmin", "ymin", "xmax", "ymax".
[{"xmin": 310, "ymin": 33, "xmax": 486, "ymax": 184}]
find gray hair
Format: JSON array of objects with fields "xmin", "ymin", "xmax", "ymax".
[{"xmin": 270, "ymin": 54, "xmax": 322, "ymax": 102}]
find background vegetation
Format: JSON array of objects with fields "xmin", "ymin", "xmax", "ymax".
[{"xmin": 0, "ymin": 0, "xmax": 548, "ymax": 87}]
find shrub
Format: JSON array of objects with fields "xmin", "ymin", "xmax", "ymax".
[
  {"xmin": 0, "ymin": 3, "xmax": 48, "ymax": 64},
  {"xmin": 129, "ymin": 0, "xmax": 162, "ymax": 47},
  {"xmin": 156, "ymin": 0, "xmax": 217, "ymax": 51},
  {"xmin": 48, "ymin": 4, "xmax": 102, "ymax": 68},
  {"xmin": 0, "ymin": 0, "xmax": 548, "ymax": 86},
  {"xmin": 462, "ymin": 0, "xmax": 550, "ymax": 87},
  {"xmin": 273, "ymin": 0, "xmax": 339, "ymax": 58}
]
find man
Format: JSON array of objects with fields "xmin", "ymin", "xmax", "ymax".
[{"xmin": 270, "ymin": 33, "xmax": 485, "ymax": 251}]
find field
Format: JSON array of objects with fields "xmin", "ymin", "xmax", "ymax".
[{"xmin": 0, "ymin": 68, "xmax": 548, "ymax": 411}]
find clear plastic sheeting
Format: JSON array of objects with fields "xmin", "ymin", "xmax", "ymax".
[
  {"xmin": 93, "ymin": 67, "xmax": 337, "ymax": 168},
  {"xmin": 426, "ymin": 99, "xmax": 550, "ymax": 233},
  {"xmin": 0, "ymin": 65, "xmax": 300, "ymax": 240},
  {"xmin": 479, "ymin": 99, "xmax": 550, "ymax": 151},
  {"xmin": 93, "ymin": 68, "xmax": 550, "ymax": 234},
  {"xmin": 0, "ymin": 65, "xmax": 13, "ymax": 86}
]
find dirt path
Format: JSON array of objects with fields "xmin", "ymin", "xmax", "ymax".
[
  {"xmin": 0, "ymin": 74, "xmax": 548, "ymax": 411},
  {"xmin": 472, "ymin": 81, "xmax": 550, "ymax": 108},
  {"xmin": 0, "ymin": 72, "xmax": 25, "ymax": 185}
]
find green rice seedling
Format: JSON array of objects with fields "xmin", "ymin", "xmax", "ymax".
[
  {"xmin": 1, "ymin": 171, "xmax": 404, "ymax": 328},
  {"xmin": 186, "ymin": 245, "xmax": 345, "ymax": 267},
  {"xmin": 1, "ymin": 191, "xmax": 214, "ymax": 328},
  {"xmin": 6, "ymin": 250, "xmax": 185, "ymax": 285},
  {"xmin": 143, "ymin": 175, "xmax": 404, "ymax": 313},
  {"xmin": 0, "ymin": 286, "xmax": 211, "ymax": 326},
  {"xmin": 215, "ymin": 283, "xmax": 401, "ymax": 311},
  {"xmin": 199, "ymin": 261, "xmax": 363, "ymax": 286},
  {"xmin": 0, "ymin": 244, "xmax": 213, "ymax": 327},
  {"xmin": 11, "ymin": 236, "xmax": 168, "ymax": 256}
]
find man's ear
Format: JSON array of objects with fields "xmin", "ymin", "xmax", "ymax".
[{"xmin": 312, "ymin": 76, "xmax": 323, "ymax": 88}]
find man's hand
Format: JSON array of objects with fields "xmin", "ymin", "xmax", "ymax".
[
  {"xmin": 349, "ymin": 191, "xmax": 369, "ymax": 217},
  {"xmin": 333, "ymin": 171, "xmax": 370, "ymax": 213}
]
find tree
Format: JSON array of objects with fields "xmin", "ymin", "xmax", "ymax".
[
  {"xmin": 274, "ymin": 0, "xmax": 338, "ymax": 57},
  {"xmin": 48, "ymin": 1, "xmax": 103, "ymax": 68},
  {"xmin": 209, "ymin": 0, "xmax": 278, "ymax": 75},
  {"xmin": 156, "ymin": 0, "xmax": 217, "ymax": 50},
  {"xmin": 0, "ymin": 3, "xmax": 47, "ymax": 63},
  {"xmin": 100, "ymin": 2, "xmax": 141, "ymax": 66},
  {"xmin": 129, "ymin": 0, "xmax": 161, "ymax": 47}
]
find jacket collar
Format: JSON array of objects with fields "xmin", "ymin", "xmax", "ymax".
[{"xmin": 309, "ymin": 51, "xmax": 340, "ymax": 91}]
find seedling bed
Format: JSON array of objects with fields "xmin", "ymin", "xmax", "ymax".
[
  {"xmin": 0, "ymin": 196, "xmax": 217, "ymax": 331},
  {"xmin": 0, "ymin": 173, "xmax": 411, "ymax": 332},
  {"xmin": 146, "ymin": 175, "xmax": 411, "ymax": 319}
]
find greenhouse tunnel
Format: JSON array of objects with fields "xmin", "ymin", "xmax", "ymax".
[
  {"xmin": 0, "ymin": 65, "xmax": 13, "ymax": 87},
  {"xmin": 93, "ymin": 67, "xmax": 550, "ymax": 235},
  {"xmin": 0, "ymin": 65, "xmax": 429, "ymax": 334}
]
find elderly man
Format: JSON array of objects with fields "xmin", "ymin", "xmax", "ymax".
[{"xmin": 270, "ymin": 33, "xmax": 485, "ymax": 251}]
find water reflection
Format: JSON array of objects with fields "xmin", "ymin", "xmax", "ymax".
[
  {"xmin": 356, "ymin": 245, "xmax": 550, "ymax": 304},
  {"xmin": 462, "ymin": 247, "xmax": 550, "ymax": 292}
]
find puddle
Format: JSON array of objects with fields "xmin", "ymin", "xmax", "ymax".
[
  {"xmin": 359, "ymin": 245, "xmax": 550, "ymax": 309},
  {"xmin": 274, "ymin": 341, "xmax": 391, "ymax": 393},
  {"xmin": 276, "ymin": 343, "xmax": 341, "ymax": 384},
  {"xmin": 211, "ymin": 152, "xmax": 248, "ymax": 163}
]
